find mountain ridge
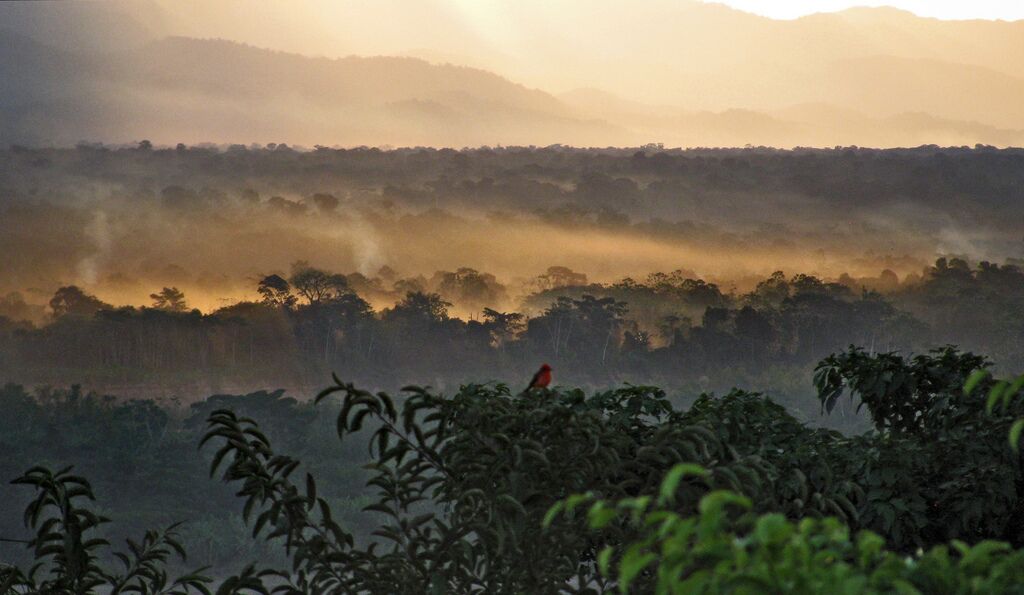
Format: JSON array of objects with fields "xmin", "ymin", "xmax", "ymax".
[{"xmin": 2, "ymin": 3, "xmax": 1024, "ymax": 149}]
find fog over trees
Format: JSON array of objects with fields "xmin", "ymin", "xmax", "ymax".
[
  {"xmin": 2, "ymin": 144, "xmax": 1022, "ymax": 312},
  {"xmin": 5, "ymin": 2, "xmax": 1024, "ymax": 591},
  {"xmin": 2, "ymin": 143, "xmax": 1022, "ymax": 403}
]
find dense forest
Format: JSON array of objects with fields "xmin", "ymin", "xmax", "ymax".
[
  {"xmin": 3, "ymin": 144, "xmax": 1024, "ymax": 592},
  {"xmin": 2, "ymin": 144, "xmax": 1024, "ymax": 403},
  {"xmin": 3, "ymin": 144, "xmax": 1023, "ymax": 305},
  {"xmin": 2, "ymin": 257, "xmax": 1023, "ymax": 429}
]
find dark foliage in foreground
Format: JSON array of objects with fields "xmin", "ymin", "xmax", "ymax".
[
  {"xmin": 0, "ymin": 467, "xmax": 210, "ymax": 594},
  {"xmin": 197, "ymin": 347, "xmax": 1023, "ymax": 591},
  {"xmin": 4, "ymin": 345, "xmax": 1024, "ymax": 593}
]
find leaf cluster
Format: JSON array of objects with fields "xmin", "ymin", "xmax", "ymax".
[{"xmin": 2, "ymin": 466, "xmax": 210, "ymax": 595}]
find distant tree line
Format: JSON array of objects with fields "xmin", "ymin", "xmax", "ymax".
[
  {"xmin": 2, "ymin": 259, "xmax": 1022, "ymax": 429},
  {"xmin": 6, "ymin": 143, "xmax": 1023, "ymax": 218}
]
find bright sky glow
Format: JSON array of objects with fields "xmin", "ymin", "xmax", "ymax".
[{"xmin": 706, "ymin": 0, "xmax": 1024, "ymax": 20}]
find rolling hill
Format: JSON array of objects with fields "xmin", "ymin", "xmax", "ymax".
[{"xmin": 2, "ymin": 0, "xmax": 1024, "ymax": 148}]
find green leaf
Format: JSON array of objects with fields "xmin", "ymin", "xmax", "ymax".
[
  {"xmin": 564, "ymin": 492, "xmax": 594, "ymax": 514},
  {"xmin": 587, "ymin": 502, "xmax": 619, "ymax": 529},
  {"xmin": 698, "ymin": 490, "xmax": 752, "ymax": 516},
  {"xmin": 986, "ymin": 380, "xmax": 1008, "ymax": 414},
  {"xmin": 658, "ymin": 463, "xmax": 707, "ymax": 505},
  {"xmin": 965, "ymin": 368, "xmax": 990, "ymax": 396},
  {"xmin": 753, "ymin": 513, "xmax": 792, "ymax": 545},
  {"xmin": 542, "ymin": 502, "xmax": 564, "ymax": 528},
  {"xmin": 618, "ymin": 546, "xmax": 655, "ymax": 593},
  {"xmin": 305, "ymin": 473, "xmax": 316, "ymax": 508},
  {"xmin": 597, "ymin": 545, "xmax": 614, "ymax": 576},
  {"xmin": 1010, "ymin": 419, "xmax": 1024, "ymax": 451},
  {"xmin": 1009, "ymin": 375, "xmax": 1024, "ymax": 397}
]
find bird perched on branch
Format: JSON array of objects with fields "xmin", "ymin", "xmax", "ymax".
[{"xmin": 526, "ymin": 363, "xmax": 552, "ymax": 392}]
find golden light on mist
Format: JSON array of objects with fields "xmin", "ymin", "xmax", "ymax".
[{"xmin": 704, "ymin": 0, "xmax": 1024, "ymax": 20}]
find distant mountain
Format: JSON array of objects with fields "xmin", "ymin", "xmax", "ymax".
[
  {"xmin": 0, "ymin": 33, "xmax": 629, "ymax": 147},
  {"xmin": 0, "ymin": 0, "xmax": 164, "ymax": 53},
  {"xmin": 3, "ymin": 0, "xmax": 1024, "ymax": 148},
  {"xmin": 559, "ymin": 88, "xmax": 1024, "ymax": 148},
  {"xmin": 490, "ymin": 2, "xmax": 1024, "ymax": 112},
  {"xmin": 389, "ymin": 2, "xmax": 1024, "ymax": 139}
]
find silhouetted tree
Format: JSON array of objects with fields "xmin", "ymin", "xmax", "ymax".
[
  {"xmin": 434, "ymin": 268, "xmax": 507, "ymax": 312},
  {"xmin": 481, "ymin": 308, "xmax": 525, "ymax": 347},
  {"xmin": 48, "ymin": 286, "xmax": 110, "ymax": 319},
  {"xmin": 290, "ymin": 266, "xmax": 349, "ymax": 305},
  {"xmin": 257, "ymin": 274, "xmax": 296, "ymax": 308},
  {"xmin": 150, "ymin": 287, "xmax": 188, "ymax": 312},
  {"xmin": 385, "ymin": 292, "xmax": 451, "ymax": 324},
  {"xmin": 311, "ymin": 193, "xmax": 340, "ymax": 213},
  {"xmin": 535, "ymin": 266, "xmax": 588, "ymax": 291}
]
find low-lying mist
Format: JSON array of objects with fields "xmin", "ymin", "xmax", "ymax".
[{"xmin": 1, "ymin": 144, "xmax": 1021, "ymax": 320}]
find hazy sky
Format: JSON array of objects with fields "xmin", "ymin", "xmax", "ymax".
[
  {"xmin": 708, "ymin": 0, "xmax": 1024, "ymax": 20},
  {"xmin": 5, "ymin": 0, "xmax": 1024, "ymax": 148}
]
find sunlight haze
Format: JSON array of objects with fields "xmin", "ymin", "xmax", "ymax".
[
  {"xmin": 3, "ymin": 0, "xmax": 1024, "ymax": 148},
  {"xmin": 706, "ymin": 0, "xmax": 1024, "ymax": 20}
]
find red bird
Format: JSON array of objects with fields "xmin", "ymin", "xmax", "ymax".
[{"xmin": 526, "ymin": 363, "xmax": 553, "ymax": 391}]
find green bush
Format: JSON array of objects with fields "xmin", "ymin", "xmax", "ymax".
[{"xmin": 552, "ymin": 463, "xmax": 1024, "ymax": 594}]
